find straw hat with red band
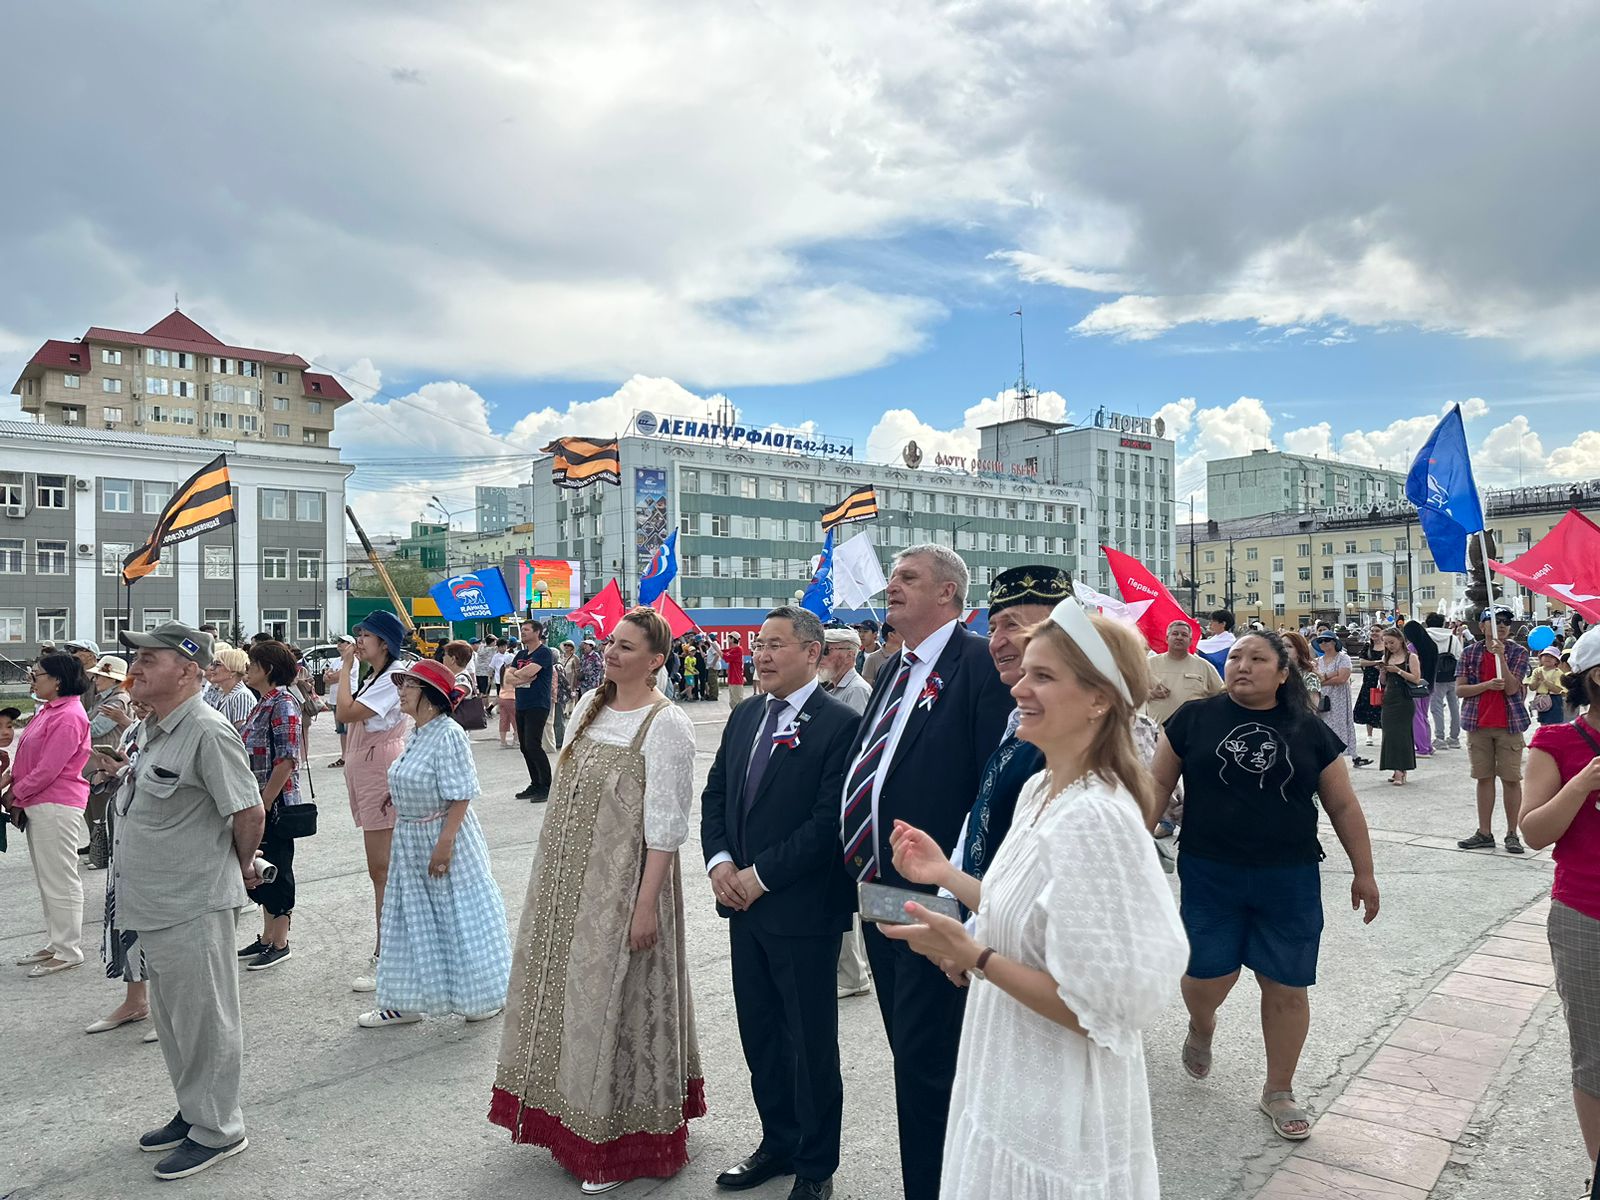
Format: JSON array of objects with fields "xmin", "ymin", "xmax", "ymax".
[{"xmin": 393, "ymin": 658, "xmax": 465, "ymax": 712}]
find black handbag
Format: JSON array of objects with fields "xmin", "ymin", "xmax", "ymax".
[
  {"xmin": 453, "ymin": 695, "xmax": 488, "ymax": 732},
  {"xmin": 265, "ymin": 703, "xmax": 318, "ymax": 838},
  {"xmin": 1407, "ymin": 681, "xmax": 1432, "ymax": 698}
]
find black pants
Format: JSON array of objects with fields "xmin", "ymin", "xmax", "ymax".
[
  {"xmin": 515, "ymin": 707, "xmax": 552, "ymax": 790},
  {"xmin": 246, "ymin": 823, "xmax": 296, "ymax": 917},
  {"xmin": 730, "ymin": 919, "xmax": 844, "ymax": 1180},
  {"xmin": 863, "ymin": 920, "xmax": 968, "ymax": 1200}
]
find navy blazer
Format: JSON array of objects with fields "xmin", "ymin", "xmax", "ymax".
[
  {"xmin": 846, "ymin": 622, "xmax": 1013, "ymax": 893},
  {"xmin": 701, "ymin": 686, "xmax": 861, "ymax": 936}
]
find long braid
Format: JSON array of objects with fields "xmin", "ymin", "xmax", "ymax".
[{"xmin": 559, "ymin": 679, "xmax": 618, "ymax": 765}]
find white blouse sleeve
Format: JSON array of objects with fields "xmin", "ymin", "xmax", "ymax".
[
  {"xmin": 642, "ymin": 704, "xmax": 698, "ymax": 851},
  {"xmin": 1033, "ymin": 781, "xmax": 1189, "ymax": 1056}
]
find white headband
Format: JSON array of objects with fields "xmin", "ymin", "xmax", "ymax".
[{"xmin": 1048, "ymin": 599, "xmax": 1134, "ymax": 707}]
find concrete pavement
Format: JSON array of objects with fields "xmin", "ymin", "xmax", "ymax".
[{"xmin": 0, "ymin": 706, "xmax": 1583, "ymax": 1199}]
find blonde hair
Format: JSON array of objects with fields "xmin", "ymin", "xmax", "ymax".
[
  {"xmin": 1018, "ymin": 612, "xmax": 1161, "ymax": 825},
  {"xmin": 214, "ymin": 646, "xmax": 249, "ymax": 675},
  {"xmin": 559, "ymin": 607, "xmax": 672, "ymax": 762}
]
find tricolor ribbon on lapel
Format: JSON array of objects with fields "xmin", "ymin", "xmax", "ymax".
[
  {"xmin": 916, "ymin": 672, "xmax": 944, "ymax": 712},
  {"xmin": 773, "ymin": 727, "xmax": 801, "ymax": 751}
]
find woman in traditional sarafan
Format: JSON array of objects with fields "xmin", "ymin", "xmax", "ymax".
[{"xmin": 491, "ymin": 607, "xmax": 703, "ymax": 1195}]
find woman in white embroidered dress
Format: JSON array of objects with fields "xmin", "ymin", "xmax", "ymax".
[{"xmin": 882, "ymin": 603, "xmax": 1188, "ymax": 1200}]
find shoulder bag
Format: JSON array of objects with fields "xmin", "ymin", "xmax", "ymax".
[{"xmin": 266, "ymin": 696, "xmax": 318, "ymax": 838}]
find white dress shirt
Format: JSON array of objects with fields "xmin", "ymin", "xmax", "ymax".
[
  {"xmin": 843, "ymin": 616, "xmax": 960, "ymax": 848},
  {"xmin": 707, "ymin": 675, "xmax": 822, "ymax": 885}
]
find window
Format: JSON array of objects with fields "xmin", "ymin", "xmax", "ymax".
[
  {"xmin": 1297, "ymin": 542, "xmax": 1310, "ymax": 557},
  {"xmin": 102, "ymin": 378, "xmax": 122, "ymax": 393},
  {"xmin": 102, "ymin": 407, "xmax": 124, "ymax": 423},
  {"xmin": 0, "ymin": 607, "xmax": 22, "ymax": 642},
  {"xmin": 296, "ymin": 549, "xmax": 323, "ymax": 581},
  {"xmin": 795, "ymin": 481, "xmax": 814, "ymax": 503},
  {"xmin": 1271, "ymin": 557, "xmax": 1284, "ymax": 573},
  {"xmin": 101, "ymin": 542, "xmax": 132, "ymax": 576},
  {"xmin": 261, "ymin": 609, "xmax": 289, "ymax": 639},
  {"xmin": 238, "ymin": 414, "xmax": 258, "ymax": 433},
  {"xmin": 711, "ymin": 514, "xmax": 730, "ymax": 537},
  {"xmin": 1246, "ymin": 547, "xmax": 1258, "ymax": 560},
  {"xmin": 1204, "ymin": 550, "xmax": 1215, "ymax": 563},
  {"xmin": 273, "ymin": 396, "xmax": 289, "ymax": 411},
  {"xmin": 37, "ymin": 608, "xmax": 69, "ymax": 642},
  {"xmin": 1517, "ymin": 527, "xmax": 1533, "ymax": 545},
  {"xmin": 296, "ymin": 609, "xmax": 323, "ymax": 641},
  {"xmin": 1298, "ymin": 566, "xmax": 1311, "ymax": 581},
  {"xmin": 63, "ymin": 373, "xmax": 80, "ymax": 389},
  {"xmin": 173, "ymin": 380, "xmax": 192, "ymax": 398},
  {"xmin": 263, "ymin": 549, "xmax": 289, "ymax": 580},
  {"xmin": 1246, "ymin": 570, "xmax": 1260, "ymax": 583},
  {"xmin": 141, "ymin": 608, "xmax": 173, "ymax": 632},
  {"xmin": 145, "ymin": 377, "xmax": 170, "ymax": 395},
  {"xmin": 1344, "ymin": 540, "xmax": 1357, "ymax": 553},
  {"xmin": 273, "ymin": 423, "xmax": 290, "ymax": 439},
  {"xmin": 260, "ymin": 489, "xmax": 289, "ymax": 520},
  {"xmin": 0, "ymin": 539, "xmax": 21, "ymax": 573},
  {"xmin": 679, "ymin": 469, "xmax": 700, "ymax": 493},
  {"xmin": 302, "ymin": 430, "xmax": 318, "ymax": 444},
  {"xmin": 102, "ymin": 479, "xmax": 133, "ymax": 513},
  {"xmin": 211, "ymin": 411, "xmax": 232, "ymax": 430},
  {"xmin": 101, "ymin": 610, "xmax": 129, "ymax": 644},
  {"xmin": 1345, "ymin": 564, "xmax": 1360, "ymax": 578},
  {"xmin": 1299, "ymin": 590, "xmax": 1313, "ymax": 604},
  {"xmin": 1322, "ymin": 565, "xmax": 1334, "ymax": 580},
  {"xmin": 203, "ymin": 608, "xmax": 233, "ymax": 632},
  {"xmin": 205, "ymin": 546, "xmax": 234, "ymax": 579},
  {"xmin": 711, "ymin": 473, "xmax": 730, "ymax": 496},
  {"xmin": 101, "ymin": 349, "xmax": 122, "ymax": 365},
  {"xmin": 1322, "ymin": 590, "xmax": 1335, "ymax": 604},
  {"xmin": 273, "ymin": 370, "xmax": 288, "ymax": 385},
  {"xmin": 168, "ymin": 407, "xmax": 194, "ymax": 425},
  {"xmin": 36, "ymin": 540, "xmax": 68, "ymax": 574},
  {"xmin": 739, "ymin": 476, "xmax": 758, "ymax": 499},
  {"xmin": 1370, "ymin": 538, "xmax": 1383, "ymax": 552},
  {"xmin": 1321, "ymin": 542, "xmax": 1334, "ymax": 556},
  {"xmin": 295, "ymin": 492, "xmax": 322, "ymax": 522}
]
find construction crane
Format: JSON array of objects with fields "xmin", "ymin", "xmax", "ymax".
[{"xmin": 345, "ymin": 505, "xmax": 436, "ymax": 659}]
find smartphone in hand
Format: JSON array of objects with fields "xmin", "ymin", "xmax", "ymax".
[{"xmin": 858, "ymin": 881, "xmax": 961, "ymax": 925}]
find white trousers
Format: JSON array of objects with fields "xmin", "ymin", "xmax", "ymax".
[{"xmin": 24, "ymin": 802, "xmax": 85, "ymax": 964}]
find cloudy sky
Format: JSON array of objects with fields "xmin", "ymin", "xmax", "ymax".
[{"xmin": 4, "ymin": 0, "xmax": 1598, "ymax": 529}]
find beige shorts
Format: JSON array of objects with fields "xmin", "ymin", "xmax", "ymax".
[{"xmin": 1467, "ymin": 727, "xmax": 1525, "ymax": 782}]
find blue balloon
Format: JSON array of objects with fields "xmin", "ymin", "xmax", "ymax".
[{"xmin": 1528, "ymin": 626, "xmax": 1556, "ymax": 652}]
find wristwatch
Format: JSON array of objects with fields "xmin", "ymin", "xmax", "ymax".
[{"xmin": 969, "ymin": 946, "xmax": 997, "ymax": 982}]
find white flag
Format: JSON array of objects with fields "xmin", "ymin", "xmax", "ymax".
[
  {"xmin": 832, "ymin": 532, "xmax": 887, "ymax": 609},
  {"xmin": 1073, "ymin": 579, "xmax": 1154, "ymax": 626}
]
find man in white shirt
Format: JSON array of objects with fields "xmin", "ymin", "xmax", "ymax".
[
  {"xmin": 1146, "ymin": 619, "xmax": 1224, "ymax": 724},
  {"xmin": 818, "ymin": 627, "xmax": 873, "ymax": 715}
]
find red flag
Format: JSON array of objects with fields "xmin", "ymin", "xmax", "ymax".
[
  {"xmin": 1101, "ymin": 545, "xmax": 1202, "ymax": 653},
  {"xmin": 567, "ymin": 579, "xmax": 627, "ymax": 638},
  {"xmin": 1490, "ymin": 510, "xmax": 1600, "ymax": 623},
  {"xmin": 650, "ymin": 591, "xmax": 699, "ymax": 638}
]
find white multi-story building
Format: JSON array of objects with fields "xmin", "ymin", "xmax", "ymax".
[
  {"xmin": 475, "ymin": 483, "xmax": 535, "ymax": 532},
  {"xmin": 0, "ymin": 421, "xmax": 352, "ymax": 659}
]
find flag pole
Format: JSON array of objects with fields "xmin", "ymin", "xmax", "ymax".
[{"xmin": 1477, "ymin": 529, "xmax": 1498, "ymax": 642}]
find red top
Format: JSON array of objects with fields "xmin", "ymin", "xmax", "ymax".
[
  {"xmin": 1476, "ymin": 654, "xmax": 1509, "ymax": 729},
  {"xmin": 724, "ymin": 647, "xmax": 745, "ymax": 686},
  {"xmin": 1532, "ymin": 716, "xmax": 1600, "ymax": 921}
]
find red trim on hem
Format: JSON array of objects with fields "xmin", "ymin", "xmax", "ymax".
[{"xmin": 489, "ymin": 1080, "xmax": 706, "ymax": 1184}]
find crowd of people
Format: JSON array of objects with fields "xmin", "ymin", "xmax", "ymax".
[{"xmin": 2, "ymin": 554, "xmax": 1597, "ymax": 1197}]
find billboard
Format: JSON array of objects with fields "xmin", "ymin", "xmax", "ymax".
[
  {"xmin": 509, "ymin": 558, "xmax": 583, "ymax": 610},
  {"xmin": 634, "ymin": 467, "xmax": 669, "ymax": 579}
]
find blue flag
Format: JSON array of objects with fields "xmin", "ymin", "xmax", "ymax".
[
  {"xmin": 1405, "ymin": 405, "xmax": 1485, "ymax": 574},
  {"xmin": 638, "ymin": 529, "xmax": 678, "ymax": 606},
  {"xmin": 800, "ymin": 529, "xmax": 836, "ymax": 621},
  {"xmin": 429, "ymin": 567, "xmax": 516, "ymax": 621}
]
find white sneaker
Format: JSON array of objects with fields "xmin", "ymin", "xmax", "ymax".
[
  {"xmin": 143, "ymin": 1026, "xmax": 160, "ymax": 1043},
  {"xmin": 357, "ymin": 1008, "xmax": 422, "ymax": 1029},
  {"xmin": 351, "ymin": 956, "xmax": 378, "ymax": 993},
  {"xmin": 464, "ymin": 1008, "xmax": 502, "ymax": 1023},
  {"xmin": 580, "ymin": 1182, "xmax": 623, "ymax": 1195}
]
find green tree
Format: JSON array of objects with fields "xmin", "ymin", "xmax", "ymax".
[{"xmin": 351, "ymin": 559, "xmax": 437, "ymax": 600}]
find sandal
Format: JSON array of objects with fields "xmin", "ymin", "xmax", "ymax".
[
  {"xmin": 1260, "ymin": 1090, "xmax": 1313, "ymax": 1140},
  {"xmin": 1182, "ymin": 1023, "xmax": 1213, "ymax": 1080}
]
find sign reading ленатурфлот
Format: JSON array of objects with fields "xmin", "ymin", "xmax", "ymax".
[
  {"xmin": 632, "ymin": 411, "xmax": 854, "ymax": 458},
  {"xmin": 429, "ymin": 567, "xmax": 517, "ymax": 621}
]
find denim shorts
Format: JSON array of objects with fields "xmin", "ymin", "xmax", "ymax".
[{"xmin": 1177, "ymin": 852, "xmax": 1324, "ymax": 988}]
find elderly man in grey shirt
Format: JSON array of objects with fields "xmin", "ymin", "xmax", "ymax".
[
  {"xmin": 818, "ymin": 626, "xmax": 873, "ymax": 715},
  {"xmin": 115, "ymin": 622, "xmax": 263, "ymax": 1182}
]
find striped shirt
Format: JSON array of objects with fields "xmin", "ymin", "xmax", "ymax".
[{"xmin": 203, "ymin": 681, "xmax": 256, "ymax": 732}]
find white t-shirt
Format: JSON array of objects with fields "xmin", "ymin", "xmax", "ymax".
[{"xmin": 352, "ymin": 665, "xmax": 406, "ymax": 733}]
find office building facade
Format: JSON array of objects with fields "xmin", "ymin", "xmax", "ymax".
[
  {"xmin": 475, "ymin": 483, "xmax": 535, "ymax": 532},
  {"xmin": 1205, "ymin": 449, "xmax": 1409, "ymax": 523},
  {"xmin": 0, "ymin": 421, "xmax": 352, "ymax": 659}
]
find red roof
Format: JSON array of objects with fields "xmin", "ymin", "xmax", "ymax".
[
  {"xmin": 79, "ymin": 309, "xmax": 309, "ymax": 368},
  {"xmin": 23, "ymin": 339, "xmax": 92, "ymax": 371},
  {"xmin": 302, "ymin": 371, "xmax": 353, "ymax": 403},
  {"xmin": 143, "ymin": 310, "xmax": 224, "ymax": 345}
]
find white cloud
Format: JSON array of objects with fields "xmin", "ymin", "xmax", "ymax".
[
  {"xmin": 864, "ymin": 387, "xmax": 1069, "ymax": 463},
  {"xmin": 1281, "ymin": 422, "xmax": 1332, "ymax": 458},
  {"xmin": 1549, "ymin": 432, "xmax": 1600, "ymax": 479}
]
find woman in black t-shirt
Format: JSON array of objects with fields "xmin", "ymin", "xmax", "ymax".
[{"xmin": 1152, "ymin": 630, "xmax": 1381, "ymax": 1143}]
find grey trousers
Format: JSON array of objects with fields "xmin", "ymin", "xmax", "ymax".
[
  {"xmin": 836, "ymin": 914, "xmax": 871, "ymax": 993},
  {"xmin": 138, "ymin": 908, "xmax": 246, "ymax": 1148},
  {"xmin": 1430, "ymin": 681, "xmax": 1461, "ymax": 742}
]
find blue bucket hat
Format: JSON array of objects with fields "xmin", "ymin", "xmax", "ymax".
[{"xmin": 353, "ymin": 609, "xmax": 406, "ymax": 657}]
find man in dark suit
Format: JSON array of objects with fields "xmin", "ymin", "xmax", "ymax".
[
  {"xmin": 838, "ymin": 544, "xmax": 1013, "ymax": 1200},
  {"xmin": 703, "ymin": 605, "xmax": 861, "ymax": 1200}
]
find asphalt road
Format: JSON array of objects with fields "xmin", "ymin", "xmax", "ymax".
[{"xmin": 0, "ymin": 706, "xmax": 1579, "ymax": 1199}]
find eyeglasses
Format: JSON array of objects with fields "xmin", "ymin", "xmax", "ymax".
[{"xmin": 750, "ymin": 640, "xmax": 796, "ymax": 654}]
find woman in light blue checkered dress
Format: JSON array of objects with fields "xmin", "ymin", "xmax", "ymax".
[{"xmin": 357, "ymin": 661, "xmax": 511, "ymax": 1029}]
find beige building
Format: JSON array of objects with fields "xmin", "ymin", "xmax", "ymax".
[
  {"xmin": 10, "ymin": 309, "xmax": 351, "ymax": 448},
  {"xmin": 1178, "ymin": 479, "xmax": 1600, "ymax": 627}
]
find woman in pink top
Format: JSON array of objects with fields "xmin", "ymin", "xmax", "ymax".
[
  {"xmin": 1520, "ymin": 626, "xmax": 1600, "ymax": 1196},
  {"xmin": 6, "ymin": 653, "xmax": 93, "ymax": 977}
]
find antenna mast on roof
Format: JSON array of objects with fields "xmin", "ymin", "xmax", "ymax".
[
  {"xmin": 174, "ymin": 291, "xmax": 180, "ymax": 311},
  {"xmin": 1010, "ymin": 308, "xmax": 1037, "ymax": 420}
]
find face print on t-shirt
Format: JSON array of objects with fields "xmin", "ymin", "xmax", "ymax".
[{"xmin": 1216, "ymin": 721, "xmax": 1296, "ymax": 799}]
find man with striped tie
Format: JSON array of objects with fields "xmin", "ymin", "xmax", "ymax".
[{"xmin": 838, "ymin": 545, "xmax": 1012, "ymax": 1200}]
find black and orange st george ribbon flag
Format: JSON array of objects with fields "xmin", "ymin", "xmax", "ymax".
[
  {"xmin": 544, "ymin": 437, "xmax": 621, "ymax": 489},
  {"xmin": 122, "ymin": 454, "xmax": 236, "ymax": 584},
  {"xmin": 820, "ymin": 485, "xmax": 879, "ymax": 531}
]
